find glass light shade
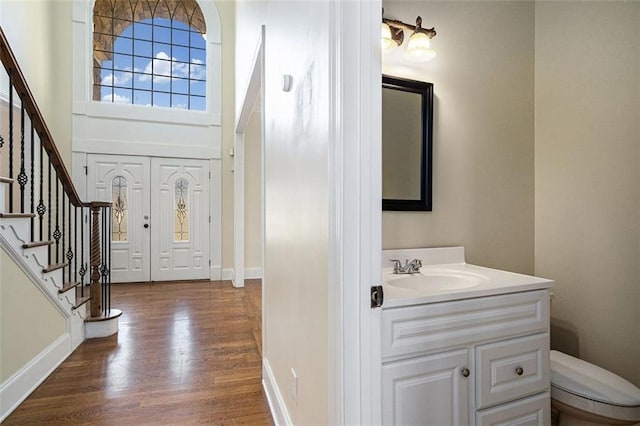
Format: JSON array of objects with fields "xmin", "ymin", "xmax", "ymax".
[
  {"xmin": 381, "ymin": 23, "xmax": 396, "ymax": 52},
  {"xmin": 406, "ymin": 31, "xmax": 436, "ymax": 62}
]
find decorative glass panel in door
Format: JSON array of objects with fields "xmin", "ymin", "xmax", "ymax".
[
  {"xmin": 112, "ymin": 176, "xmax": 128, "ymax": 241},
  {"xmin": 174, "ymin": 178, "xmax": 189, "ymax": 241}
]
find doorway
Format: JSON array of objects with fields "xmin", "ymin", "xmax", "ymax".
[{"xmin": 87, "ymin": 154, "xmax": 211, "ymax": 282}]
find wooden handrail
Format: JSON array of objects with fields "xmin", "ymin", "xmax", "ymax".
[{"xmin": 0, "ymin": 26, "xmax": 95, "ymax": 208}]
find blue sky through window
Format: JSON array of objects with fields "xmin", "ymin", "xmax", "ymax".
[{"xmin": 97, "ymin": 18, "xmax": 206, "ymax": 111}]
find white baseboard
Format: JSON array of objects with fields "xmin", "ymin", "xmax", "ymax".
[
  {"xmin": 0, "ymin": 334, "xmax": 70, "ymax": 422},
  {"xmin": 220, "ymin": 267, "xmax": 263, "ymax": 282},
  {"xmin": 245, "ymin": 267, "xmax": 263, "ymax": 280},
  {"xmin": 262, "ymin": 357, "xmax": 292, "ymax": 426},
  {"xmin": 210, "ymin": 265, "xmax": 221, "ymax": 281},
  {"xmin": 221, "ymin": 268, "xmax": 234, "ymax": 281}
]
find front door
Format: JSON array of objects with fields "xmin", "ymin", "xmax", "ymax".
[{"xmin": 87, "ymin": 154, "xmax": 210, "ymax": 283}]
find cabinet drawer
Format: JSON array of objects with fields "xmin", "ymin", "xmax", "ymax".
[
  {"xmin": 476, "ymin": 333, "xmax": 549, "ymax": 409},
  {"xmin": 382, "ymin": 290, "xmax": 549, "ymax": 360},
  {"xmin": 476, "ymin": 392, "xmax": 550, "ymax": 425}
]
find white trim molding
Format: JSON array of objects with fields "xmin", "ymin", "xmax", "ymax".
[
  {"xmin": 262, "ymin": 357, "xmax": 293, "ymax": 426},
  {"xmin": 327, "ymin": 1, "xmax": 382, "ymax": 424},
  {"xmin": 0, "ymin": 334, "xmax": 71, "ymax": 422}
]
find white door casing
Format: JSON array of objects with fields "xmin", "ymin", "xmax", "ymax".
[
  {"xmin": 87, "ymin": 154, "xmax": 151, "ymax": 283},
  {"xmin": 150, "ymin": 157, "xmax": 210, "ymax": 281},
  {"xmin": 87, "ymin": 154, "xmax": 210, "ymax": 283}
]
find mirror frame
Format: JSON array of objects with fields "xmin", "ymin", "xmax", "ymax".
[{"xmin": 382, "ymin": 75, "xmax": 434, "ymax": 211}]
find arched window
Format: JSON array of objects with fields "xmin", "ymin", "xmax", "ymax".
[{"xmin": 93, "ymin": 0, "xmax": 207, "ymax": 110}]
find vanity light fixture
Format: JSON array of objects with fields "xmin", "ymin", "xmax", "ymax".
[{"xmin": 382, "ymin": 11, "xmax": 437, "ymax": 62}]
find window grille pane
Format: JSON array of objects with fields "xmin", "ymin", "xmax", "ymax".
[
  {"xmin": 173, "ymin": 45, "xmax": 189, "ymax": 62},
  {"xmin": 190, "ymin": 63, "xmax": 205, "ymax": 81},
  {"xmin": 153, "ymin": 25, "xmax": 171, "ymax": 44},
  {"xmin": 190, "ymin": 96, "xmax": 205, "ymax": 111},
  {"xmin": 190, "ymin": 31, "xmax": 206, "ymax": 47},
  {"xmin": 172, "ymin": 77, "xmax": 189, "ymax": 95},
  {"xmin": 112, "ymin": 176, "xmax": 128, "ymax": 242},
  {"xmin": 172, "ymin": 94, "xmax": 189, "ymax": 109},
  {"xmin": 134, "ymin": 22, "xmax": 153, "ymax": 41},
  {"xmin": 133, "ymin": 90, "xmax": 151, "ymax": 106},
  {"xmin": 172, "ymin": 28, "xmax": 190, "ymax": 46},
  {"xmin": 113, "ymin": 87, "xmax": 131, "ymax": 104},
  {"xmin": 114, "ymin": 36, "xmax": 133, "ymax": 55},
  {"xmin": 190, "ymin": 80, "xmax": 206, "ymax": 97},
  {"xmin": 154, "ymin": 91, "xmax": 170, "ymax": 107},
  {"xmin": 174, "ymin": 179, "xmax": 189, "ymax": 241},
  {"xmin": 134, "ymin": 39, "xmax": 152, "ymax": 58}
]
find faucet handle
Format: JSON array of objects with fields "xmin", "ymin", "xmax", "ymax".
[{"xmin": 388, "ymin": 259, "xmax": 402, "ymax": 273}]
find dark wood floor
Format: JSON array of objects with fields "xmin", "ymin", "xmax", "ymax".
[{"xmin": 4, "ymin": 279, "xmax": 273, "ymax": 425}]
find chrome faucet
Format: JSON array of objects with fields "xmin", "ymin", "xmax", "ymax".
[{"xmin": 389, "ymin": 258, "xmax": 423, "ymax": 274}]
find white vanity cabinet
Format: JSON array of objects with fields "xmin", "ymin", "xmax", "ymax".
[{"xmin": 381, "ymin": 289, "xmax": 551, "ymax": 425}]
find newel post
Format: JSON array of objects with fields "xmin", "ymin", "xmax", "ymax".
[{"xmin": 90, "ymin": 203, "xmax": 102, "ymax": 317}]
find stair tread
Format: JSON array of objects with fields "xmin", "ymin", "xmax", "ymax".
[
  {"xmin": 59, "ymin": 282, "xmax": 80, "ymax": 294},
  {"xmin": 73, "ymin": 295, "xmax": 91, "ymax": 310},
  {"xmin": 43, "ymin": 262, "xmax": 69, "ymax": 273},
  {"xmin": 22, "ymin": 240, "xmax": 54, "ymax": 249},
  {"xmin": 0, "ymin": 176, "xmax": 13, "ymax": 184},
  {"xmin": 0, "ymin": 212, "xmax": 36, "ymax": 219}
]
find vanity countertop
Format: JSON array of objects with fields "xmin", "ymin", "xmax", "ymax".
[{"xmin": 381, "ymin": 247, "xmax": 553, "ymax": 309}]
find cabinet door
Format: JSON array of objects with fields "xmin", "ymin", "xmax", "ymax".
[
  {"xmin": 476, "ymin": 392, "xmax": 550, "ymax": 426},
  {"xmin": 383, "ymin": 349, "xmax": 470, "ymax": 426}
]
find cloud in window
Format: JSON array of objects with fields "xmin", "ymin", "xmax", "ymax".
[
  {"xmin": 101, "ymin": 69, "xmax": 132, "ymax": 86},
  {"xmin": 138, "ymin": 51, "xmax": 206, "ymax": 84},
  {"xmin": 102, "ymin": 93, "xmax": 131, "ymax": 104}
]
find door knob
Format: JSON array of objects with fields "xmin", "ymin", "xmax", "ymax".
[
  {"xmin": 144, "ymin": 223, "xmax": 149, "ymax": 228},
  {"xmin": 461, "ymin": 368, "xmax": 470, "ymax": 378}
]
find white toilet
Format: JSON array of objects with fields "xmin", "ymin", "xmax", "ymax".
[{"xmin": 550, "ymin": 350, "xmax": 640, "ymax": 425}]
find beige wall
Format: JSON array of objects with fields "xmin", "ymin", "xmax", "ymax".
[
  {"xmin": 237, "ymin": 0, "xmax": 330, "ymax": 423},
  {"xmin": 0, "ymin": 0, "xmax": 73, "ymax": 169},
  {"xmin": 217, "ymin": 0, "xmax": 236, "ymax": 270},
  {"xmin": 535, "ymin": 1, "xmax": 640, "ymax": 386},
  {"xmin": 263, "ymin": 1, "xmax": 329, "ymax": 421},
  {"xmin": 0, "ymin": 247, "xmax": 66, "ymax": 382},
  {"xmin": 244, "ymin": 106, "xmax": 262, "ymax": 269},
  {"xmin": 382, "ymin": 1, "xmax": 535, "ymax": 274}
]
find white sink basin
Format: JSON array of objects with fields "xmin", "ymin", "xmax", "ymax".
[{"xmin": 386, "ymin": 269, "xmax": 489, "ymax": 291}]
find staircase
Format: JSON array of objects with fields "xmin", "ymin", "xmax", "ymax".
[{"xmin": 0, "ymin": 27, "xmax": 120, "ymax": 420}]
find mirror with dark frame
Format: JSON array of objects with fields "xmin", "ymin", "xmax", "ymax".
[{"xmin": 382, "ymin": 75, "xmax": 433, "ymax": 211}]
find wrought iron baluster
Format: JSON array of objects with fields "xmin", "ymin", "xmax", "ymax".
[
  {"xmin": 18, "ymin": 100, "xmax": 25, "ymax": 211},
  {"xmin": 74, "ymin": 206, "xmax": 78, "ymax": 284},
  {"xmin": 30, "ymin": 121, "xmax": 35, "ymax": 240},
  {"xmin": 8, "ymin": 70, "xmax": 14, "ymax": 211},
  {"xmin": 101, "ymin": 207, "xmax": 107, "ymax": 315},
  {"xmin": 54, "ymin": 175, "xmax": 60, "ymax": 263},
  {"xmin": 37, "ymin": 141, "xmax": 45, "ymax": 240},
  {"xmin": 67, "ymin": 198, "xmax": 73, "ymax": 282},
  {"xmin": 80, "ymin": 206, "xmax": 87, "ymax": 297},
  {"xmin": 47, "ymin": 159, "xmax": 52, "ymax": 263},
  {"xmin": 61, "ymin": 191, "xmax": 65, "ymax": 268},
  {"xmin": 18, "ymin": 99, "xmax": 27, "ymax": 212},
  {"xmin": 108, "ymin": 206, "xmax": 112, "ymax": 313}
]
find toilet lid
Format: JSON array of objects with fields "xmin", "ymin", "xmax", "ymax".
[{"xmin": 550, "ymin": 350, "xmax": 640, "ymax": 406}]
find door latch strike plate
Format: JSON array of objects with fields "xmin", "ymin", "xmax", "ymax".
[{"xmin": 371, "ymin": 285, "xmax": 384, "ymax": 308}]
